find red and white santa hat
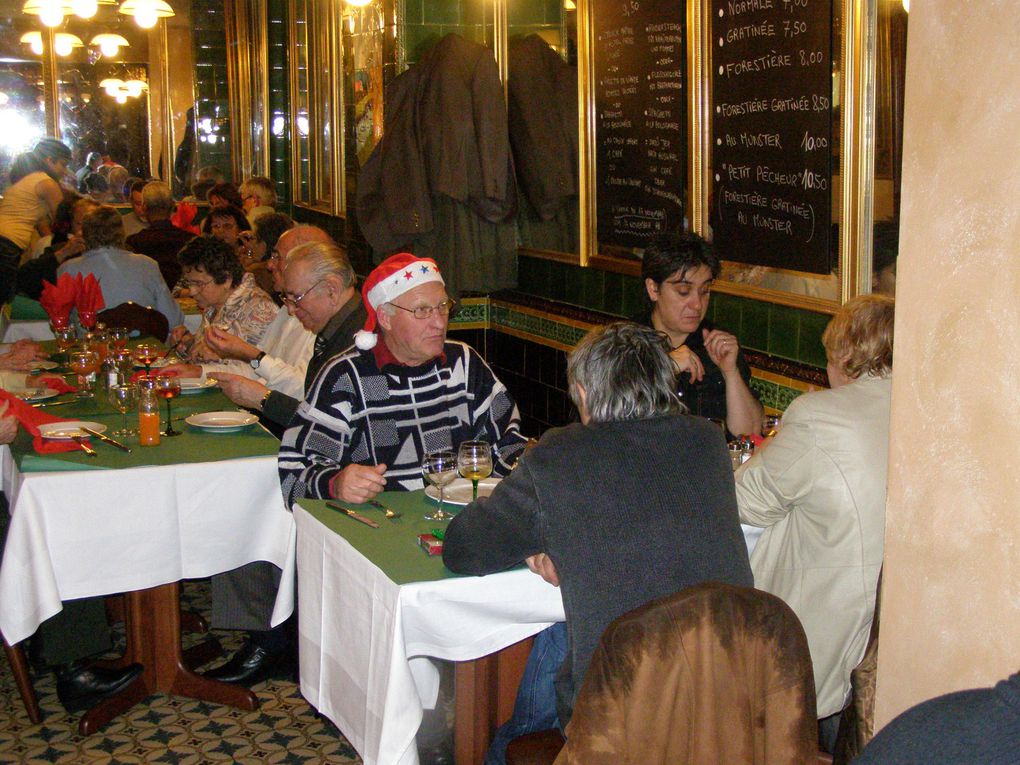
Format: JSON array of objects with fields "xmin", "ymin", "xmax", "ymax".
[{"xmin": 354, "ymin": 253, "xmax": 445, "ymax": 350}]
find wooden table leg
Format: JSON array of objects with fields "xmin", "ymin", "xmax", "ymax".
[
  {"xmin": 78, "ymin": 582, "xmax": 258, "ymax": 736},
  {"xmin": 453, "ymin": 636, "xmax": 534, "ymax": 765}
]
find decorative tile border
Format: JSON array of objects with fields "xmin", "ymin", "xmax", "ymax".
[{"xmin": 454, "ymin": 295, "xmax": 820, "ymax": 412}]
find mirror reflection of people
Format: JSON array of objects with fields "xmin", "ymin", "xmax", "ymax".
[
  {"xmin": 443, "ymin": 322, "xmax": 753, "ymax": 762},
  {"xmin": 0, "ymin": 138, "xmax": 71, "ymax": 303},
  {"xmin": 75, "ymin": 151, "xmax": 103, "ymax": 192},
  {"xmin": 238, "ymin": 176, "xmax": 277, "ymax": 226},
  {"xmin": 121, "ymin": 180, "xmax": 150, "ymax": 238},
  {"xmin": 872, "ymin": 219, "xmax": 899, "ymax": 297},
  {"xmin": 638, "ymin": 232, "xmax": 763, "ymax": 437},
  {"xmin": 735, "ymin": 294, "xmax": 895, "ymax": 752}
]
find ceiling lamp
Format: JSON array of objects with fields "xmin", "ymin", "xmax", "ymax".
[
  {"xmin": 22, "ymin": 0, "xmax": 73, "ymax": 27},
  {"xmin": 71, "ymin": 0, "xmax": 98, "ymax": 18},
  {"xmin": 53, "ymin": 32, "xmax": 84, "ymax": 56},
  {"xmin": 100, "ymin": 77, "xmax": 124, "ymax": 95},
  {"xmin": 20, "ymin": 31, "xmax": 44, "ymax": 55},
  {"xmin": 118, "ymin": 0, "xmax": 174, "ymax": 29},
  {"xmin": 344, "ymin": 0, "xmax": 373, "ymax": 7},
  {"xmin": 123, "ymin": 78, "xmax": 147, "ymax": 97},
  {"xmin": 90, "ymin": 33, "xmax": 130, "ymax": 57}
]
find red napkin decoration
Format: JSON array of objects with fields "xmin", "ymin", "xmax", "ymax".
[
  {"xmin": 39, "ymin": 273, "xmax": 79, "ymax": 328},
  {"xmin": 74, "ymin": 274, "xmax": 106, "ymax": 328},
  {"xmin": 171, "ymin": 201, "xmax": 201, "ymax": 235},
  {"xmin": 39, "ymin": 377, "xmax": 77, "ymax": 394},
  {"xmin": 0, "ymin": 390, "xmax": 90, "ymax": 454}
]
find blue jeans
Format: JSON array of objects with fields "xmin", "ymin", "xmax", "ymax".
[{"xmin": 484, "ymin": 622, "xmax": 568, "ymax": 765}]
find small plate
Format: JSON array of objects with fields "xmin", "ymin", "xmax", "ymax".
[
  {"xmin": 179, "ymin": 377, "xmax": 217, "ymax": 394},
  {"xmin": 15, "ymin": 387, "xmax": 59, "ymax": 402},
  {"xmin": 132, "ymin": 357, "xmax": 171, "ymax": 370},
  {"xmin": 29, "ymin": 360, "xmax": 58, "ymax": 370},
  {"xmin": 425, "ymin": 476, "xmax": 501, "ymax": 506},
  {"xmin": 38, "ymin": 421, "xmax": 107, "ymax": 440},
  {"xmin": 185, "ymin": 411, "xmax": 258, "ymax": 432}
]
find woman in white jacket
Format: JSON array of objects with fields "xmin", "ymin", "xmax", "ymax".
[{"xmin": 735, "ymin": 294, "xmax": 894, "ymax": 750}]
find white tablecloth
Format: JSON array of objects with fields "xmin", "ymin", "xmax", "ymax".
[
  {"xmin": 0, "ymin": 447, "xmax": 296, "ymax": 646},
  {"xmin": 294, "ymin": 503, "xmax": 566, "ymax": 765}
]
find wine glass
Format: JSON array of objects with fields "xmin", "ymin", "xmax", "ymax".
[
  {"xmin": 457, "ymin": 440, "xmax": 493, "ymax": 502},
  {"xmin": 78, "ymin": 310, "xmax": 96, "ymax": 332},
  {"xmin": 155, "ymin": 374, "xmax": 182, "ymax": 437},
  {"xmin": 68, "ymin": 349, "xmax": 99, "ymax": 399},
  {"xmin": 422, "ymin": 450, "xmax": 458, "ymax": 521},
  {"xmin": 84, "ymin": 330, "xmax": 109, "ymax": 364},
  {"xmin": 54, "ymin": 325, "xmax": 76, "ymax": 356},
  {"xmin": 133, "ymin": 343, "xmax": 160, "ymax": 377},
  {"xmin": 109, "ymin": 326, "xmax": 130, "ymax": 350},
  {"xmin": 107, "ymin": 383, "xmax": 139, "ymax": 437}
]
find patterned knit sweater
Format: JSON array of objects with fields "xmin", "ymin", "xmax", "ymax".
[{"xmin": 278, "ymin": 340, "xmax": 527, "ymax": 507}]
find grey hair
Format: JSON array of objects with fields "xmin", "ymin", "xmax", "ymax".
[
  {"xmin": 239, "ymin": 176, "xmax": 277, "ymax": 206},
  {"xmin": 285, "ymin": 240, "xmax": 355, "ymax": 289},
  {"xmin": 140, "ymin": 181, "xmax": 174, "ymax": 213},
  {"xmin": 567, "ymin": 322, "xmax": 685, "ymax": 423}
]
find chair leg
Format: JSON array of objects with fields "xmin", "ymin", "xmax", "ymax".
[{"xmin": 3, "ymin": 638, "xmax": 42, "ymax": 724}]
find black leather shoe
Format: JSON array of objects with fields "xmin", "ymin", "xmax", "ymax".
[
  {"xmin": 56, "ymin": 662, "xmax": 143, "ymax": 713},
  {"xmin": 202, "ymin": 641, "xmax": 291, "ymax": 687}
]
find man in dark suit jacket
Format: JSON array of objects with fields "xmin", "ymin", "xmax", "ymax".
[
  {"xmin": 199, "ymin": 237, "xmax": 366, "ymax": 687},
  {"xmin": 125, "ymin": 181, "xmax": 195, "ymax": 289}
]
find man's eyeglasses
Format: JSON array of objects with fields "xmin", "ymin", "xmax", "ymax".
[
  {"xmin": 387, "ymin": 299, "xmax": 456, "ymax": 320},
  {"xmin": 282, "ymin": 279, "xmax": 326, "ymax": 307}
]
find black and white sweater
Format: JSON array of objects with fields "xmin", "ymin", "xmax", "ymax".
[{"xmin": 278, "ymin": 340, "xmax": 527, "ymax": 507}]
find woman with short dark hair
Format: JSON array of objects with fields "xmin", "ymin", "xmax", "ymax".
[{"xmin": 176, "ymin": 235, "xmax": 277, "ymax": 362}]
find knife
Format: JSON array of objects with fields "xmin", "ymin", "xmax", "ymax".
[
  {"xmin": 80, "ymin": 426, "xmax": 132, "ymax": 453},
  {"xmin": 325, "ymin": 502, "xmax": 380, "ymax": 528},
  {"xmin": 71, "ymin": 436, "xmax": 98, "ymax": 457},
  {"xmin": 31, "ymin": 399, "xmax": 75, "ymax": 408}
]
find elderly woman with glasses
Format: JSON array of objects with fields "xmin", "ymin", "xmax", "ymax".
[
  {"xmin": 735, "ymin": 294, "xmax": 895, "ymax": 752},
  {"xmin": 171, "ymin": 235, "xmax": 277, "ymax": 363}
]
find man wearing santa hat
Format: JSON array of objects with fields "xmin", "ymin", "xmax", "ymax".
[{"xmin": 278, "ymin": 251, "xmax": 528, "ymax": 508}]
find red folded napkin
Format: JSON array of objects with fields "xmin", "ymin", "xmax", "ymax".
[
  {"xmin": 171, "ymin": 201, "xmax": 201, "ymax": 235},
  {"xmin": 39, "ymin": 376, "xmax": 77, "ymax": 394},
  {"xmin": 0, "ymin": 390, "xmax": 90, "ymax": 454},
  {"xmin": 75, "ymin": 273, "xmax": 106, "ymax": 328},
  {"xmin": 39, "ymin": 274, "xmax": 79, "ymax": 328}
]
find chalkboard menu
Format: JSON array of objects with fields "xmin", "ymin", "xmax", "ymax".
[
  {"xmin": 594, "ymin": 0, "xmax": 686, "ymax": 254},
  {"xmin": 712, "ymin": 0, "xmax": 833, "ymax": 274}
]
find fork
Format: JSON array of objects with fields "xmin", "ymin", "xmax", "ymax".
[{"xmin": 367, "ymin": 499, "xmax": 402, "ymax": 520}]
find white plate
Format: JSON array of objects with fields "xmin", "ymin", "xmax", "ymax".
[
  {"xmin": 15, "ymin": 387, "xmax": 59, "ymax": 402},
  {"xmin": 185, "ymin": 411, "xmax": 258, "ymax": 432},
  {"xmin": 132, "ymin": 357, "xmax": 171, "ymax": 370},
  {"xmin": 179, "ymin": 377, "xmax": 217, "ymax": 393},
  {"xmin": 29, "ymin": 360, "xmax": 58, "ymax": 370},
  {"xmin": 425, "ymin": 476, "xmax": 501, "ymax": 505},
  {"xmin": 38, "ymin": 421, "xmax": 107, "ymax": 440}
]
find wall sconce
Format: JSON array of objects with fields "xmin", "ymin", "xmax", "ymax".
[
  {"xmin": 20, "ymin": 30, "xmax": 85, "ymax": 57},
  {"xmin": 117, "ymin": 0, "xmax": 175, "ymax": 29},
  {"xmin": 90, "ymin": 33, "xmax": 130, "ymax": 57}
]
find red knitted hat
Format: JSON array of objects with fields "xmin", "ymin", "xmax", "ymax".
[{"xmin": 354, "ymin": 253, "xmax": 445, "ymax": 350}]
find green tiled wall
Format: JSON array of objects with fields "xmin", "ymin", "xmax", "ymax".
[
  {"xmin": 403, "ymin": 0, "xmax": 492, "ymax": 64},
  {"xmin": 268, "ymin": 0, "xmax": 291, "ymax": 204},
  {"xmin": 519, "ymin": 255, "xmax": 829, "ymax": 369},
  {"xmin": 191, "ymin": 0, "xmax": 232, "ymax": 181}
]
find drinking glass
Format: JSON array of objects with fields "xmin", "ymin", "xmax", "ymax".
[
  {"xmin": 68, "ymin": 350, "xmax": 99, "ymax": 399},
  {"xmin": 155, "ymin": 374, "xmax": 182, "ymax": 437},
  {"xmin": 108, "ymin": 383, "xmax": 139, "ymax": 436},
  {"xmin": 109, "ymin": 327, "xmax": 130, "ymax": 349},
  {"xmin": 84, "ymin": 330, "xmax": 109, "ymax": 364},
  {"xmin": 422, "ymin": 450, "xmax": 458, "ymax": 521},
  {"xmin": 79, "ymin": 310, "xmax": 96, "ymax": 331},
  {"xmin": 54, "ymin": 325, "xmax": 76, "ymax": 355},
  {"xmin": 133, "ymin": 343, "xmax": 160, "ymax": 376},
  {"xmin": 457, "ymin": 440, "xmax": 493, "ymax": 501}
]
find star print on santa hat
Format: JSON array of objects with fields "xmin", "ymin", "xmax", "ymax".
[{"xmin": 354, "ymin": 253, "xmax": 445, "ymax": 351}]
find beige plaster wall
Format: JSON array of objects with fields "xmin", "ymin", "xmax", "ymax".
[{"xmin": 875, "ymin": 0, "xmax": 1020, "ymax": 728}]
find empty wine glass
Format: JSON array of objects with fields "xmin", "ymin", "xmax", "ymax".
[
  {"xmin": 155, "ymin": 374, "xmax": 182, "ymax": 437},
  {"xmin": 457, "ymin": 440, "xmax": 493, "ymax": 502},
  {"xmin": 108, "ymin": 383, "xmax": 139, "ymax": 437},
  {"xmin": 422, "ymin": 450, "xmax": 458, "ymax": 521}
]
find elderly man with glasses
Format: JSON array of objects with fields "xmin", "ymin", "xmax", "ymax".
[{"xmin": 278, "ymin": 251, "xmax": 528, "ymax": 507}]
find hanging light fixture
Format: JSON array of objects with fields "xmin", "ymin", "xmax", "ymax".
[
  {"xmin": 100, "ymin": 77, "xmax": 124, "ymax": 95},
  {"xmin": 20, "ymin": 31, "xmax": 45, "ymax": 56},
  {"xmin": 70, "ymin": 0, "xmax": 98, "ymax": 18},
  {"xmin": 118, "ymin": 0, "xmax": 175, "ymax": 29},
  {"xmin": 90, "ymin": 33, "xmax": 130, "ymax": 57},
  {"xmin": 53, "ymin": 32, "xmax": 84, "ymax": 56},
  {"xmin": 123, "ymin": 78, "xmax": 147, "ymax": 97},
  {"xmin": 22, "ymin": 0, "xmax": 73, "ymax": 27}
]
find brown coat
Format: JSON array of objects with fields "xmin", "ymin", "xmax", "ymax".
[{"xmin": 555, "ymin": 582, "xmax": 819, "ymax": 765}]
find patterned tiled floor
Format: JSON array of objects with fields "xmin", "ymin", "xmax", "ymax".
[{"xmin": 0, "ymin": 581, "xmax": 363, "ymax": 765}]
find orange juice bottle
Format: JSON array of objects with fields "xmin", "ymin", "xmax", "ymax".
[{"xmin": 138, "ymin": 388, "xmax": 161, "ymax": 446}]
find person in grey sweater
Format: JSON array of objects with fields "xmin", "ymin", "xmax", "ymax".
[{"xmin": 444, "ymin": 321, "xmax": 752, "ymax": 760}]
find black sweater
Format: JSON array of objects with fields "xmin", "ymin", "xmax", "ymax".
[{"xmin": 443, "ymin": 414, "xmax": 753, "ymax": 711}]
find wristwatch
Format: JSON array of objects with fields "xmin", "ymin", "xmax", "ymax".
[{"xmin": 250, "ymin": 351, "xmax": 266, "ymax": 370}]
